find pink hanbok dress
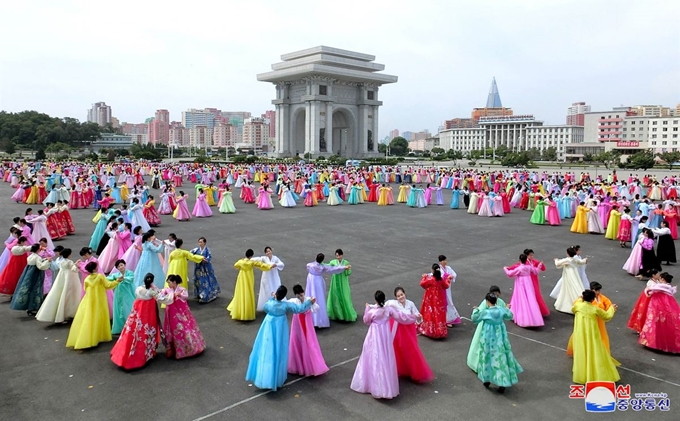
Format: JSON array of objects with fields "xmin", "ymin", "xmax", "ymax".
[
  {"xmin": 174, "ymin": 196, "xmax": 191, "ymax": 221},
  {"xmin": 287, "ymin": 297, "xmax": 329, "ymax": 377},
  {"xmin": 546, "ymin": 201, "xmax": 561, "ymax": 225},
  {"xmin": 503, "ymin": 264, "xmax": 544, "ymax": 327},
  {"xmin": 38, "ymin": 247, "xmax": 55, "ymax": 295},
  {"xmin": 119, "ymin": 235, "xmax": 143, "ymax": 271},
  {"xmin": 350, "ymin": 304, "xmax": 417, "ymax": 399},
  {"xmin": 623, "ymin": 237, "xmax": 644, "ymax": 275},
  {"xmin": 98, "ymin": 231, "xmax": 121, "ymax": 274},
  {"xmin": 192, "ymin": 193, "xmax": 212, "ymax": 217},
  {"xmin": 118, "ymin": 229, "xmax": 132, "ymax": 256},
  {"xmin": 158, "ymin": 286, "xmax": 206, "ymax": 359},
  {"xmin": 257, "ymin": 187, "xmax": 273, "ymax": 210}
]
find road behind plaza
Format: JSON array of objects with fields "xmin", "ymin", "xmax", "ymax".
[{"xmin": 0, "ymin": 178, "xmax": 678, "ymax": 421}]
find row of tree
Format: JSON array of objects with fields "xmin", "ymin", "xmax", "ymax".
[{"xmin": 0, "ymin": 110, "xmax": 122, "ymax": 155}]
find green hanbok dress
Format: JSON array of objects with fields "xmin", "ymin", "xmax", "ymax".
[
  {"xmin": 470, "ymin": 305, "xmax": 523, "ymax": 387},
  {"xmin": 109, "ymin": 269, "xmax": 136, "ymax": 335},
  {"xmin": 529, "ymin": 200, "xmax": 546, "ymax": 225},
  {"xmin": 326, "ymin": 258, "xmax": 357, "ymax": 322},
  {"xmin": 467, "ymin": 297, "xmax": 506, "ymax": 372}
]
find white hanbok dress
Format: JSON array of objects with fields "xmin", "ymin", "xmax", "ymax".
[{"xmin": 255, "ymin": 255, "xmax": 285, "ymax": 311}]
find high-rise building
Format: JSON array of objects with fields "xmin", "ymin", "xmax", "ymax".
[
  {"xmin": 631, "ymin": 105, "xmax": 672, "ymax": 117},
  {"xmin": 674, "ymin": 103, "xmax": 680, "ymax": 117},
  {"xmin": 188, "ymin": 126, "xmax": 213, "ymax": 149},
  {"xmin": 182, "ymin": 109, "xmax": 217, "ymax": 129},
  {"xmin": 389, "ymin": 129, "xmax": 400, "ymax": 139},
  {"xmin": 261, "ymin": 110, "xmax": 276, "ymax": 139},
  {"xmin": 213, "ymin": 124, "xmax": 238, "ymax": 148},
  {"xmin": 169, "ymin": 122, "xmax": 190, "ymax": 147},
  {"xmin": 121, "ymin": 123, "xmax": 148, "ymax": 135},
  {"xmin": 87, "ymin": 102, "xmax": 112, "ymax": 126},
  {"xmin": 566, "ymin": 102, "xmax": 591, "ymax": 126},
  {"xmin": 148, "ymin": 109, "xmax": 170, "ymax": 145},
  {"xmin": 471, "ymin": 78, "xmax": 513, "ymax": 121},
  {"xmin": 242, "ymin": 118, "xmax": 269, "ymax": 151},
  {"xmin": 401, "ymin": 131, "xmax": 414, "ymax": 141}
]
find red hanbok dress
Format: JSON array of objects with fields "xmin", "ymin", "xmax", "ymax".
[
  {"xmin": 418, "ymin": 274, "xmax": 451, "ymax": 339},
  {"xmin": 387, "ymin": 299, "xmax": 434, "ymax": 383},
  {"xmin": 627, "ymin": 281, "xmax": 656, "ymax": 332},
  {"xmin": 638, "ymin": 283, "xmax": 680, "ymax": 353},
  {"xmin": 110, "ymin": 286, "xmax": 161, "ymax": 370},
  {"xmin": 0, "ymin": 245, "xmax": 31, "ymax": 295},
  {"xmin": 143, "ymin": 199, "xmax": 161, "ymax": 226}
]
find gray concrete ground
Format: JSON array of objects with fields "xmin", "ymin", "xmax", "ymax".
[{"xmin": 0, "ymin": 179, "xmax": 679, "ymax": 421}]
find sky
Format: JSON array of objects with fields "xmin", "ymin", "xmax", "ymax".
[{"xmin": 1, "ymin": 0, "xmax": 679, "ymax": 138}]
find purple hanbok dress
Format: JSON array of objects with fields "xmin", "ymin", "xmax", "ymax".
[
  {"xmin": 350, "ymin": 305, "xmax": 417, "ymax": 399},
  {"xmin": 304, "ymin": 262, "xmax": 347, "ymax": 328},
  {"xmin": 192, "ymin": 193, "xmax": 212, "ymax": 217}
]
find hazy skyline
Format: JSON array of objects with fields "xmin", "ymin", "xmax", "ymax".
[{"xmin": 1, "ymin": 0, "xmax": 678, "ymax": 137}]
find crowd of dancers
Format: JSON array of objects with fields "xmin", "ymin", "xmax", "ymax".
[{"xmin": 0, "ymin": 160, "xmax": 678, "ymax": 401}]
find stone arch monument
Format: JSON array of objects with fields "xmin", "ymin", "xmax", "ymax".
[{"xmin": 257, "ymin": 46, "xmax": 397, "ymax": 158}]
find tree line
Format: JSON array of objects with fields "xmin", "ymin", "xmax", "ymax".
[{"xmin": 0, "ymin": 110, "xmax": 121, "ymax": 155}]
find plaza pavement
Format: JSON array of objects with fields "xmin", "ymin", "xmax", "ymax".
[{"xmin": 0, "ymin": 179, "xmax": 678, "ymax": 421}]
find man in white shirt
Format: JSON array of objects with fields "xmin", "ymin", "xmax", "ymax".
[{"xmin": 438, "ymin": 255, "xmax": 461, "ymax": 326}]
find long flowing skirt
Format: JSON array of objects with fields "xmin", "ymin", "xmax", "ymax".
[
  {"xmin": 350, "ymin": 324, "xmax": 400, "ymax": 399},
  {"xmin": 305, "ymin": 275, "xmax": 330, "ymax": 328},
  {"xmin": 165, "ymin": 299, "xmax": 205, "ymax": 359},
  {"xmin": 391, "ymin": 321, "xmax": 433, "ymax": 383},
  {"xmin": 194, "ymin": 262, "xmax": 220, "ymax": 303},
  {"xmin": 510, "ymin": 277, "xmax": 544, "ymax": 327},
  {"xmin": 9, "ymin": 266, "xmax": 45, "ymax": 312},
  {"xmin": 637, "ymin": 293, "xmax": 680, "ymax": 353},
  {"xmin": 627, "ymin": 290, "xmax": 651, "ymax": 332},
  {"xmin": 288, "ymin": 312, "xmax": 329, "ymax": 376},
  {"xmin": 110, "ymin": 299, "xmax": 161, "ymax": 370},
  {"xmin": 475, "ymin": 324, "xmax": 523, "ymax": 387},
  {"xmin": 36, "ymin": 269, "xmax": 81, "ymax": 323},
  {"xmin": 326, "ymin": 276, "xmax": 357, "ymax": 322},
  {"xmin": 246, "ymin": 314, "xmax": 289, "ymax": 390},
  {"xmin": 0, "ymin": 253, "xmax": 28, "ymax": 295},
  {"xmin": 419, "ymin": 288, "xmax": 448, "ymax": 338},
  {"xmin": 622, "ymin": 243, "xmax": 643, "ymax": 275}
]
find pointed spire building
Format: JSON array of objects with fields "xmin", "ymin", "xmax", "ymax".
[{"xmin": 486, "ymin": 77, "xmax": 503, "ymax": 108}]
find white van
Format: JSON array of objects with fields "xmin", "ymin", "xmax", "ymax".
[{"xmin": 345, "ymin": 159, "xmax": 361, "ymax": 167}]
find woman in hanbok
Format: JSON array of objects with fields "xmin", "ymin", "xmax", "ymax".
[
  {"xmin": 66, "ymin": 262, "xmax": 120, "ymax": 350},
  {"xmin": 327, "ymin": 248, "xmax": 356, "ymax": 322},
  {"xmin": 256, "ymin": 185, "xmax": 274, "ymax": 210},
  {"xmin": 255, "ymin": 246, "xmax": 285, "ymax": 311},
  {"xmin": 545, "ymin": 197, "xmax": 561, "ymax": 225},
  {"xmin": 133, "ymin": 232, "xmax": 165, "ymax": 289},
  {"xmin": 637, "ymin": 272, "xmax": 680, "ymax": 353},
  {"xmin": 37, "ymin": 239, "xmax": 56, "ymax": 295},
  {"xmin": 503, "ymin": 254, "xmax": 543, "ymax": 327},
  {"xmin": 28, "ymin": 210, "xmax": 54, "ymax": 249},
  {"xmin": 174, "ymin": 191, "xmax": 192, "ymax": 221},
  {"xmin": 663, "ymin": 204, "xmax": 678, "ymax": 239},
  {"xmin": 587, "ymin": 202, "xmax": 604, "ymax": 234},
  {"xmin": 350, "ymin": 290, "xmax": 418, "ymax": 399},
  {"xmin": 119, "ymin": 226, "xmax": 144, "ymax": 271},
  {"xmin": 639, "ymin": 229, "xmax": 661, "ymax": 277},
  {"xmin": 419, "ymin": 264, "xmax": 451, "ymax": 339},
  {"xmin": 450, "ymin": 187, "xmax": 460, "ymax": 209},
  {"xmin": 97, "ymin": 223, "xmax": 121, "ymax": 274},
  {"xmin": 158, "ymin": 274, "xmax": 206, "ymax": 359},
  {"xmin": 386, "ymin": 287, "xmax": 433, "ymax": 383},
  {"xmin": 110, "ymin": 273, "xmax": 161, "ymax": 370},
  {"xmin": 158, "ymin": 190, "xmax": 175, "ymax": 215},
  {"xmin": 654, "ymin": 221, "xmax": 677, "ymax": 265},
  {"xmin": 288, "ymin": 284, "xmax": 329, "ymax": 377},
  {"xmin": 618, "ymin": 207, "xmax": 633, "ymax": 247},
  {"xmin": 36, "ymin": 248, "xmax": 81, "ymax": 324},
  {"xmin": 529, "ymin": 196, "xmax": 546, "ymax": 225},
  {"xmin": 0, "ymin": 235, "xmax": 30, "ymax": 295},
  {"xmin": 227, "ymin": 249, "xmax": 276, "ymax": 321},
  {"xmin": 477, "ymin": 193, "xmax": 493, "ymax": 217},
  {"xmin": 278, "ymin": 184, "xmax": 296, "ymax": 208},
  {"xmin": 623, "ymin": 231, "xmax": 645, "ymax": 275},
  {"xmin": 470, "ymin": 292, "xmax": 522, "ymax": 393},
  {"xmin": 143, "ymin": 195, "xmax": 161, "ymax": 226},
  {"xmin": 305, "ymin": 253, "xmax": 350, "ymax": 328},
  {"xmin": 570, "ymin": 202, "xmax": 589, "ymax": 234},
  {"xmin": 218, "ymin": 186, "xmax": 236, "ymax": 214},
  {"xmin": 192, "ymin": 188, "xmax": 213, "ymax": 217},
  {"xmin": 129, "ymin": 198, "xmax": 151, "ymax": 233},
  {"xmin": 109, "ymin": 260, "xmax": 136, "ymax": 335},
  {"xmin": 189, "ymin": 237, "xmax": 220, "ymax": 303},
  {"xmin": 570, "ymin": 290, "xmax": 620, "ymax": 384},
  {"xmin": 551, "ymin": 247, "xmax": 587, "ymax": 314},
  {"xmin": 10, "ymin": 244, "xmax": 52, "ymax": 316},
  {"xmin": 467, "ymin": 286, "xmax": 506, "ymax": 372},
  {"xmin": 165, "ymin": 239, "xmax": 205, "ymax": 290},
  {"xmin": 604, "ymin": 205, "xmax": 621, "ymax": 240},
  {"xmin": 246, "ymin": 285, "xmax": 313, "ymax": 390}
]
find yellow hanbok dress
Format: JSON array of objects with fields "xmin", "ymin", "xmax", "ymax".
[
  {"xmin": 165, "ymin": 249, "xmax": 204, "ymax": 290},
  {"xmin": 397, "ymin": 185, "xmax": 409, "ymax": 203},
  {"xmin": 206, "ymin": 187, "xmax": 216, "ymax": 206},
  {"xmin": 377, "ymin": 187, "xmax": 388, "ymax": 206},
  {"xmin": 605, "ymin": 209, "xmax": 621, "ymax": 240},
  {"xmin": 570, "ymin": 205, "xmax": 589, "ymax": 234},
  {"xmin": 226, "ymin": 258, "xmax": 273, "ymax": 321},
  {"xmin": 66, "ymin": 274, "xmax": 119, "ymax": 349},
  {"xmin": 120, "ymin": 184, "xmax": 129, "ymax": 202},
  {"xmin": 567, "ymin": 295, "xmax": 620, "ymax": 365},
  {"xmin": 570, "ymin": 300, "xmax": 620, "ymax": 384},
  {"xmin": 26, "ymin": 185, "xmax": 40, "ymax": 204}
]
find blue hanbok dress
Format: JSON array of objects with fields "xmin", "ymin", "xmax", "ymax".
[
  {"xmin": 245, "ymin": 298, "xmax": 312, "ymax": 390},
  {"xmin": 190, "ymin": 246, "xmax": 221, "ymax": 303},
  {"xmin": 134, "ymin": 241, "xmax": 165, "ymax": 288},
  {"xmin": 348, "ymin": 186, "xmax": 361, "ymax": 205},
  {"xmin": 93, "ymin": 188, "xmax": 103, "ymax": 210},
  {"xmin": 322, "ymin": 182, "xmax": 330, "ymax": 198},
  {"xmin": 89, "ymin": 209, "xmax": 116, "ymax": 250},
  {"xmin": 407, "ymin": 189, "xmax": 418, "ymax": 207},
  {"xmin": 451, "ymin": 189, "xmax": 460, "ymax": 209},
  {"xmin": 111, "ymin": 186, "xmax": 122, "ymax": 204},
  {"xmin": 109, "ymin": 269, "xmax": 135, "ymax": 335}
]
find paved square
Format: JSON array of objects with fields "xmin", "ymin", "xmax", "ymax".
[{"xmin": 0, "ymin": 178, "xmax": 678, "ymax": 421}]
